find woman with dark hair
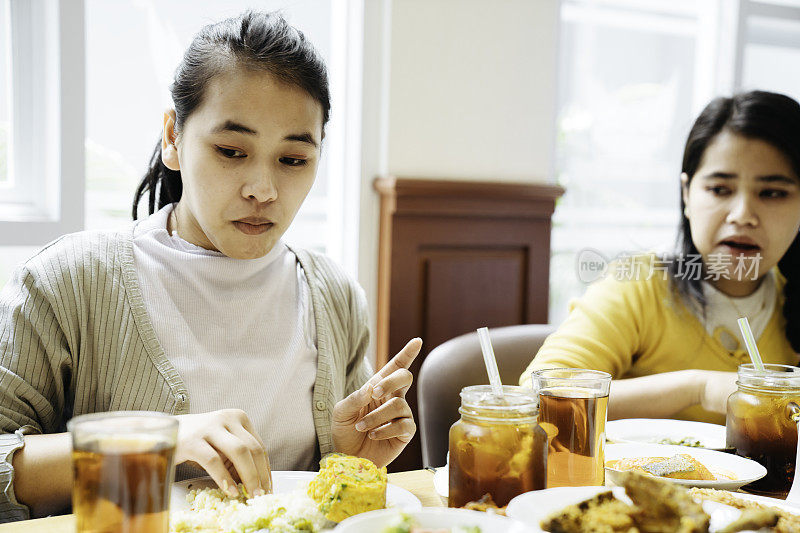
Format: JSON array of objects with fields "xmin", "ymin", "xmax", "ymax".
[
  {"xmin": 521, "ymin": 90, "xmax": 800, "ymax": 421},
  {"xmin": 0, "ymin": 11, "xmax": 420, "ymax": 521}
]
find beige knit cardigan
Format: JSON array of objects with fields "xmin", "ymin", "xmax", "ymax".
[{"xmin": 0, "ymin": 225, "xmax": 371, "ymax": 521}]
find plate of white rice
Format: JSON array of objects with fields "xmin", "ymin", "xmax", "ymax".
[{"xmin": 170, "ymin": 471, "xmax": 422, "ymax": 533}]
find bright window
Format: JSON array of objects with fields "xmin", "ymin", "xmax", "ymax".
[
  {"xmin": 0, "ymin": 0, "xmax": 9, "ymax": 188},
  {"xmin": 550, "ymin": 0, "xmax": 800, "ymax": 323},
  {"xmin": 0, "ymin": 0, "xmax": 85, "ymax": 247},
  {"xmin": 551, "ymin": 0, "xmax": 714, "ymax": 323}
]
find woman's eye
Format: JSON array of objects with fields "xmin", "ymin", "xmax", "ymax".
[
  {"xmin": 216, "ymin": 146, "xmax": 246, "ymax": 158},
  {"xmin": 760, "ymin": 189, "xmax": 788, "ymax": 199},
  {"xmin": 279, "ymin": 157, "xmax": 307, "ymax": 167},
  {"xmin": 706, "ymin": 186, "xmax": 730, "ymax": 196}
]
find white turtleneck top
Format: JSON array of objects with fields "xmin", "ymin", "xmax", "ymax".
[{"xmin": 132, "ymin": 204, "xmax": 318, "ymax": 470}]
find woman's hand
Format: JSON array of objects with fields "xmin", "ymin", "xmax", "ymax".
[
  {"xmin": 696, "ymin": 370, "xmax": 738, "ymax": 414},
  {"xmin": 332, "ymin": 338, "xmax": 423, "ymax": 468},
  {"xmin": 175, "ymin": 409, "xmax": 272, "ymax": 498}
]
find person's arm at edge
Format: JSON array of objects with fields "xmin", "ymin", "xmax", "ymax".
[
  {"xmin": 0, "ymin": 255, "xmax": 76, "ymax": 520},
  {"xmin": 10, "ymin": 433, "xmax": 72, "ymax": 518},
  {"xmin": 609, "ymin": 369, "xmax": 737, "ymax": 420}
]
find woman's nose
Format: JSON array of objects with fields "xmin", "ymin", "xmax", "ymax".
[
  {"xmin": 242, "ymin": 173, "xmax": 277, "ymax": 203},
  {"xmin": 725, "ymin": 192, "xmax": 758, "ymax": 227}
]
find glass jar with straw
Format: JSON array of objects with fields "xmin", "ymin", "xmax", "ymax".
[
  {"xmin": 726, "ymin": 318, "xmax": 800, "ymax": 497},
  {"xmin": 447, "ymin": 328, "xmax": 548, "ymax": 508}
]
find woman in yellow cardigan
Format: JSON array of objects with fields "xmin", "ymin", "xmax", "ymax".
[{"xmin": 521, "ymin": 91, "xmax": 800, "ymax": 424}]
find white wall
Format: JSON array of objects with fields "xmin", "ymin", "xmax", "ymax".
[
  {"xmin": 357, "ymin": 0, "xmax": 560, "ymax": 358},
  {"xmin": 387, "ymin": 0, "xmax": 559, "ymax": 180}
]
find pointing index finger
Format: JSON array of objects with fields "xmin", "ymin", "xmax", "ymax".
[{"xmin": 376, "ymin": 338, "xmax": 422, "ymax": 380}]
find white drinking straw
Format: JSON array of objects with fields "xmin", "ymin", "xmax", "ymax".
[
  {"xmin": 737, "ymin": 317, "xmax": 765, "ymax": 371},
  {"xmin": 477, "ymin": 327, "xmax": 504, "ymax": 398}
]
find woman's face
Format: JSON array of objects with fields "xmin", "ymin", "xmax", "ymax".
[
  {"xmin": 162, "ymin": 67, "xmax": 323, "ymax": 259},
  {"xmin": 683, "ymin": 130, "xmax": 800, "ymax": 295}
]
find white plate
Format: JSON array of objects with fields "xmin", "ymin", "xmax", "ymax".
[
  {"xmin": 334, "ymin": 507, "xmax": 537, "ymax": 533},
  {"xmin": 695, "ymin": 490, "xmax": 800, "ymax": 513},
  {"xmin": 507, "ymin": 486, "xmax": 800, "ymax": 533},
  {"xmin": 606, "ymin": 418, "xmax": 728, "ymax": 450},
  {"xmin": 171, "ymin": 471, "xmax": 422, "ymax": 512},
  {"xmin": 604, "ymin": 443, "xmax": 767, "ymax": 490},
  {"xmin": 507, "ymin": 486, "xmax": 628, "ymax": 527}
]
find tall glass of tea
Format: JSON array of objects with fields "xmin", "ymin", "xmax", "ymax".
[
  {"xmin": 727, "ymin": 363, "xmax": 800, "ymax": 498},
  {"xmin": 448, "ymin": 385, "xmax": 547, "ymax": 508},
  {"xmin": 533, "ymin": 368, "xmax": 611, "ymax": 487},
  {"xmin": 68, "ymin": 411, "xmax": 178, "ymax": 533}
]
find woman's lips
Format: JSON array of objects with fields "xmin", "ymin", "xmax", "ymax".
[
  {"xmin": 718, "ymin": 242, "xmax": 762, "ymax": 256},
  {"xmin": 233, "ymin": 220, "xmax": 274, "ymax": 235}
]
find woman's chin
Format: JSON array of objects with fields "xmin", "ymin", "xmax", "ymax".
[{"xmin": 220, "ymin": 238, "xmax": 277, "ymax": 260}]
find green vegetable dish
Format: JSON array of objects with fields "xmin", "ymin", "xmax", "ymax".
[
  {"xmin": 381, "ymin": 513, "xmax": 481, "ymax": 533},
  {"xmin": 655, "ymin": 436, "xmax": 704, "ymax": 447}
]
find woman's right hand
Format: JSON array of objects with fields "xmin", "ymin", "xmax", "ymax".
[{"xmin": 175, "ymin": 409, "xmax": 272, "ymax": 498}]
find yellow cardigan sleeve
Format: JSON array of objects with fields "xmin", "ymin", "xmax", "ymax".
[{"xmin": 520, "ymin": 262, "xmax": 655, "ymax": 386}]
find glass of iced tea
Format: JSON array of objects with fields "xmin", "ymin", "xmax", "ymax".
[
  {"xmin": 533, "ymin": 368, "xmax": 611, "ymax": 488},
  {"xmin": 727, "ymin": 364, "xmax": 800, "ymax": 498},
  {"xmin": 448, "ymin": 385, "xmax": 547, "ymax": 508},
  {"xmin": 68, "ymin": 411, "xmax": 178, "ymax": 533}
]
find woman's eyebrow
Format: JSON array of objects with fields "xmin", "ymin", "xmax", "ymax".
[
  {"xmin": 285, "ymin": 132, "xmax": 318, "ymax": 148},
  {"xmin": 701, "ymin": 171, "xmax": 737, "ymax": 179},
  {"xmin": 208, "ymin": 121, "xmax": 317, "ymax": 148},
  {"xmin": 757, "ymin": 174, "xmax": 799, "ymax": 185},
  {"xmin": 210, "ymin": 120, "xmax": 258, "ymax": 136}
]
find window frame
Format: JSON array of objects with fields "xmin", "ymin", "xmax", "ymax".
[
  {"xmin": 733, "ymin": 0, "xmax": 800, "ymax": 89},
  {"xmin": 0, "ymin": 0, "xmax": 84, "ymax": 245}
]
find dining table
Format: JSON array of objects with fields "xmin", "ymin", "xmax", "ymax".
[{"xmin": 0, "ymin": 469, "xmax": 445, "ymax": 532}]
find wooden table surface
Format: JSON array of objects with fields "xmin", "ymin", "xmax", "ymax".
[{"xmin": 1, "ymin": 469, "xmax": 445, "ymax": 532}]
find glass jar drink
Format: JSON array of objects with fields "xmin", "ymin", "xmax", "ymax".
[
  {"xmin": 533, "ymin": 368, "xmax": 611, "ymax": 488},
  {"xmin": 68, "ymin": 411, "xmax": 178, "ymax": 533},
  {"xmin": 448, "ymin": 385, "xmax": 547, "ymax": 508},
  {"xmin": 727, "ymin": 364, "xmax": 800, "ymax": 498}
]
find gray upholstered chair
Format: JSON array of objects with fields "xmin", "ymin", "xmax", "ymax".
[{"xmin": 417, "ymin": 324, "xmax": 556, "ymax": 467}]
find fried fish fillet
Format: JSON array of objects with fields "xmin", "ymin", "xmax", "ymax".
[{"xmin": 606, "ymin": 454, "xmax": 715, "ymax": 481}]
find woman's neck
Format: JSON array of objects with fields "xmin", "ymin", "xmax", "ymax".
[{"xmin": 169, "ymin": 202, "xmax": 218, "ymax": 252}]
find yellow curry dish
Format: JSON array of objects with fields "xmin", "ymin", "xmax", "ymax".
[{"xmin": 307, "ymin": 454, "xmax": 388, "ymax": 522}]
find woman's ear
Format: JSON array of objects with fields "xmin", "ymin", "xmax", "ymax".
[
  {"xmin": 162, "ymin": 109, "xmax": 180, "ymax": 171},
  {"xmin": 680, "ymin": 172, "xmax": 690, "ymax": 218}
]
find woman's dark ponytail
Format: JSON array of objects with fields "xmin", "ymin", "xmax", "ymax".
[
  {"xmin": 132, "ymin": 141, "xmax": 183, "ymax": 219},
  {"xmin": 131, "ymin": 10, "xmax": 330, "ymax": 219},
  {"xmin": 779, "ymin": 233, "xmax": 800, "ymax": 353}
]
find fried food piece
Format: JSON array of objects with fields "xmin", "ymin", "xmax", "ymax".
[
  {"xmin": 620, "ymin": 472, "xmax": 709, "ymax": 533},
  {"xmin": 690, "ymin": 487, "xmax": 800, "ymax": 533},
  {"xmin": 307, "ymin": 454, "xmax": 387, "ymax": 522},
  {"xmin": 715, "ymin": 508, "xmax": 779, "ymax": 533},
  {"xmin": 462, "ymin": 493, "xmax": 507, "ymax": 516},
  {"xmin": 541, "ymin": 473, "xmax": 710, "ymax": 533},
  {"xmin": 607, "ymin": 454, "xmax": 715, "ymax": 481},
  {"xmin": 540, "ymin": 491, "xmax": 638, "ymax": 533}
]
